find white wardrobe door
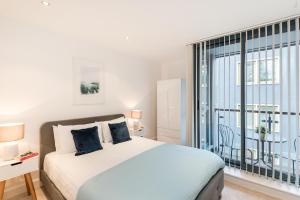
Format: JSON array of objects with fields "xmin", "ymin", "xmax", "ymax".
[
  {"xmin": 157, "ymin": 128, "xmax": 181, "ymax": 143},
  {"xmin": 157, "ymin": 81, "xmax": 168, "ymax": 128},
  {"xmin": 157, "ymin": 135, "xmax": 181, "ymax": 145},
  {"xmin": 167, "ymin": 80, "xmax": 181, "ymax": 130}
]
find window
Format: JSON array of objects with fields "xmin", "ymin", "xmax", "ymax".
[
  {"xmin": 259, "ymin": 58, "xmax": 280, "ymax": 83},
  {"xmin": 193, "ymin": 18, "xmax": 300, "ymax": 185},
  {"xmin": 236, "ymin": 57, "xmax": 279, "ymax": 85},
  {"xmin": 236, "ymin": 104, "xmax": 255, "ymax": 129},
  {"xmin": 237, "ymin": 61, "xmax": 255, "ymax": 84},
  {"xmin": 246, "ymin": 61, "xmax": 255, "ymax": 83},
  {"xmin": 236, "ymin": 104, "xmax": 280, "ymax": 132},
  {"xmin": 257, "ymin": 105, "xmax": 280, "ymax": 133}
]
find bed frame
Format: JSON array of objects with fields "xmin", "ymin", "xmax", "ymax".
[{"xmin": 40, "ymin": 114, "xmax": 223, "ymax": 200}]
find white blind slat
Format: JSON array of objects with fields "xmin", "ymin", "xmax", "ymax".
[
  {"xmin": 244, "ymin": 32, "xmax": 248, "ymax": 173},
  {"xmin": 279, "ymin": 21, "xmax": 283, "ymax": 183},
  {"xmin": 287, "ymin": 20, "xmax": 291, "ymax": 184},
  {"xmin": 296, "ymin": 17, "xmax": 300, "ymax": 187},
  {"xmin": 258, "ymin": 27, "xmax": 262, "ymax": 176},
  {"xmin": 264, "ymin": 26, "xmax": 268, "ymax": 178},
  {"xmin": 271, "ymin": 24, "xmax": 276, "ymax": 180},
  {"xmin": 251, "ymin": 30, "xmax": 255, "ymax": 175},
  {"xmin": 223, "ymin": 37, "xmax": 226, "ymax": 162}
]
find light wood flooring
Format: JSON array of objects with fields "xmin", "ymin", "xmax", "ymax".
[
  {"xmin": 222, "ymin": 181, "xmax": 279, "ymax": 200},
  {"xmin": 4, "ymin": 181, "xmax": 278, "ymax": 200}
]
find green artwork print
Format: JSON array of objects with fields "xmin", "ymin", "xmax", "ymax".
[
  {"xmin": 73, "ymin": 58, "xmax": 105, "ymax": 105},
  {"xmin": 80, "ymin": 66, "xmax": 101, "ymax": 95},
  {"xmin": 80, "ymin": 82, "xmax": 100, "ymax": 95}
]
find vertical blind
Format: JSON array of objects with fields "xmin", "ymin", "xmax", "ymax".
[{"xmin": 192, "ymin": 16, "xmax": 300, "ymax": 186}]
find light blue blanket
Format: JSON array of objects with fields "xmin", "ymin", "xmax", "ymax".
[{"xmin": 77, "ymin": 144, "xmax": 225, "ymax": 200}]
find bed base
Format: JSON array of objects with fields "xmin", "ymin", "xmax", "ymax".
[
  {"xmin": 196, "ymin": 169, "xmax": 224, "ymax": 200},
  {"xmin": 41, "ymin": 170, "xmax": 66, "ymax": 200}
]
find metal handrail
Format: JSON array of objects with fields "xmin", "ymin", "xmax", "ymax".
[{"xmin": 214, "ymin": 108, "xmax": 300, "ymax": 116}]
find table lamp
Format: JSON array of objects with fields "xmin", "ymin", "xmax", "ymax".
[
  {"xmin": 131, "ymin": 110, "xmax": 143, "ymax": 130},
  {"xmin": 0, "ymin": 123, "xmax": 24, "ymax": 161}
]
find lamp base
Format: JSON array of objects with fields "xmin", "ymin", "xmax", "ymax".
[
  {"xmin": 133, "ymin": 120, "xmax": 139, "ymax": 130},
  {"xmin": 132, "ymin": 121, "xmax": 144, "ymax": 131},
  {"xmin": 0, "ymin": 142, "xmax": 19, "ymax": 161}
]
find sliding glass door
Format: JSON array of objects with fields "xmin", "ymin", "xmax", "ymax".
[{"xmin": 193, "ymin": 17, "xmax": 300, "ymax": 186}]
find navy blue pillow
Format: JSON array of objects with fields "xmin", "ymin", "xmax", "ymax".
[
  {"xmin": 71, "ymin": 126, "xmax": 103, "ymax": 156},
  {"xmin": 108, "ymin": 122, "xmax": 131, "ymax": 144}
]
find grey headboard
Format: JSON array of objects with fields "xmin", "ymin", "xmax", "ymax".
[{"xmin": 39, "ymin": 114, "xmax": 124, "ymax": 170}]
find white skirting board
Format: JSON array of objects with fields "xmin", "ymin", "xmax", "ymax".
[{"xmin": 224, "ymin": 167, "xmax": 300, "ymax": 200}]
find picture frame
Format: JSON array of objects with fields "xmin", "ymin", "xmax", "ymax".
[{"xmin": 73, "ymin": 58, "xmax": 105, "ymax": 105}]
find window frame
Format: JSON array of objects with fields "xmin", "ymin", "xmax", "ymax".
[
  {"xmin": 236, "ymin": 57, "xmax": 280, "ymax": 85},
  {"xmin": 236, "ymin": 103, "xmax": 280, "ymax": 133}
]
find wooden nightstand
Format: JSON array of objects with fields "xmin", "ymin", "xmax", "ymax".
[{"xmin": 0, "ymin": 156, "xmax": 38, "ymax": 200}]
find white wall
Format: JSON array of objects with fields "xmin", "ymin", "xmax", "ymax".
[
  {"xmin": 160, "ymin": 59, "xmax": 186, "ymax": 80},
  {"xmin": 0, "ymin": 17, "xmax": 160, "ymax": 153}
]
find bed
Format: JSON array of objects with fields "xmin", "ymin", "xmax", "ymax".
[{"xmin": 40, "ymin": 114, "xmax": 225, "ymax": 200}]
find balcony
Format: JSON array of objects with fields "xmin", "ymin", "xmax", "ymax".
[{"xmin": 201, "ymin": 108, "xmax": 300, "ymax": 184}]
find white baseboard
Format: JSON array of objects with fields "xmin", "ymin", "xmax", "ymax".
[{"xmin": 224, "ymin": 167, "xmax": 300, "ymax": 200}]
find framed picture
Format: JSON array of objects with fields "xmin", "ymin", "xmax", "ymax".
[{"xmin": 73, "ymin": 58, "xmax": 105, "ymax": 105}]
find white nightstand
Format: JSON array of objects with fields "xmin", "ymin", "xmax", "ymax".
[
  {"xmin": 0, "ymin": 156, "xmax": 38, "ymax": 200},
  {"xmin": 130, "ymin": 128, "xmax": 145, "ymax": 137}
]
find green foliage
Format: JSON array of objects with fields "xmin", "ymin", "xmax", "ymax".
[
  {"xmin": 255, "ymin": 125, "xmax": 269, "ymax": 140},
  {"xmin": 81, "ymin": 83, "xmax": 89, "ymax": 94},
  {"xmin": 80, "ymin": 82, "xmax": 100, "ymax": 95}
]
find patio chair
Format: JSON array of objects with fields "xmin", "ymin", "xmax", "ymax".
[
  {"xmin": 281, "ymin": 137, "xmax": 299, "ymax": 176},
  {"xmin": 218, "ymin": 124, "xmax": 254, "ymax": 165}
]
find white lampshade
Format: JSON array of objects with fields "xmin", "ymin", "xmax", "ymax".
[
  {"xmin": 0, "ymin": 123, "xmax": 24, "ymax": 161},
  {"xmin": 0, "ymin": 123, "xmax": 24, "ymax": 143},
  {"xmin": 131, "ymin": 110, "xmax": 142, "ymax": 120}
]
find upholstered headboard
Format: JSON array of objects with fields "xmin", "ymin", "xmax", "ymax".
[{"xmin": 39, "ymin": 114, "xmax": 124, "ymax": 170}]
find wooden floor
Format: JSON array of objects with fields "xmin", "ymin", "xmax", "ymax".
[
  {"xmin": 5, "ymin": 181, "xmax": 278, "ymax": 200},
  {"xmin": 222, "ymin": 181, "xmax": 279, "ymax": 200}
]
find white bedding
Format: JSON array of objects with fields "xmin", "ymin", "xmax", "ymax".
[{"xmin": 44, "ymin": 136, "xmax": 163, "ymax": 200}]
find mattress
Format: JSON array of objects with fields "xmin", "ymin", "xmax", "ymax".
[{"xmin": 44, "ymin": 136, "xmax": 163, "ymax": 200}]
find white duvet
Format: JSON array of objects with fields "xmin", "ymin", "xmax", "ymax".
[{"xmin": 44, "ymin": 136, "xmax": 163, "ymax": 200}]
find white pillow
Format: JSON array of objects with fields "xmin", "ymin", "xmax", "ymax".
[
  {"xmin": 53, "ymin": 122, "xmax": 102, "ymax": 154},
  {"xmin": 100, "ymin": 117, "xmax": 128, "ymax": 143},
  {"xmin": 53, "ymin": 125, "xmax": 60, "ymax": 152}
]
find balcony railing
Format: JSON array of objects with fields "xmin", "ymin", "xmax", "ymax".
[{"xmin": 211, "ymin": 108, "xmax": 300, "ymax": 185}]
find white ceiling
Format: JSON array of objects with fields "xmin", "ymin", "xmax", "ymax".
[{"xmin": 1, "ymin": 0, "xmax": 300, "ymax": 63}]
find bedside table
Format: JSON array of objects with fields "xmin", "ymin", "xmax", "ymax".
[
  {"xmin": 0, "ymin": 156, "xmax": 38, "ymax": 200},
  {"xmin": 130, "ymin": 128, "xmax": 145, "ymax": 137}
]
